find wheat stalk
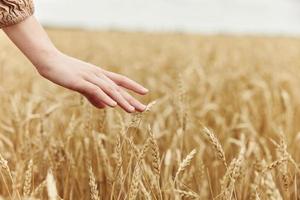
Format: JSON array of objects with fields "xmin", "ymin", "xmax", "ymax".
[
  {"xmin": 128, "ymin": 165, "xmax": 141, "ymax": 200},
  {"xmin": 0, "ymin": 153, "xmax": 9, "ymax": 172},
  {"xmin": 202, "ymin": 127, "xmax": 227, "ymax": 167},
  {"xmin": 88, "ymin": 166, "xmax": 100, "ymax": 200},
  {"xmin": 174, "ymin": 149, "xmax": 197, "ymax": 182},
  {"xmin": 220, "ymin": 144, "xmax": 245, "ymax": 199},
  {"xmin": 139, "ymin": 180, "xmax": 151, "ymax": 200},
  {"xmin": 98, "ymin": 138, "xmax": 113, "ymax": 182},
  {"xmin": 23, "ymin": 159, "xmax": 33, "ymax": 196},
  {"xmin": 174, "ymin": 189, "xmax": 200, "ymax": 199},
  {"xmin": 148, "ymin": 126, "xmax": 161, "ymax": 177},
  {"xmin": 32, "ymin": 180, "xmax": 46, "ymax": 197}
]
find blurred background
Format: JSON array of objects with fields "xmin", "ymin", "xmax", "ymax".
[
  {"xmin": 2, "ymin": 0, "xmax": 300, "ymax": 199},
  {"xmin": 35, "ymin": 0, "xmax": 300, "ymax": 35}
]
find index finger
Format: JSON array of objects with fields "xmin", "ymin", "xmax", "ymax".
[{"xmin": 103, "ymin": 70, "xmax": 149, "ymax": 95}]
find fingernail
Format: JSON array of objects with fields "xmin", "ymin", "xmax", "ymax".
[
  {"xmin": 129, "ymin": 106, "xmax": 135, "ymax": 112},
  {"xmin": 143, "ymin": 88, "xmax": 149, "ymax": 93},
  {"xmin": 140, "ymin": 104, "xmax": 147, "ymax": 110},
  {"xmin": 111, "ymin": 101, "xmax": 117, "ymax": 107}
]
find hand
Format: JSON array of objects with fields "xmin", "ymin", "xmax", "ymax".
[
  {"xmin": 3, "ymin": 16, "xmax": 149, "ymax": 113},
  {"xmin": 37, "ymin": 53, "xmax": 148, "ymax": 112}
]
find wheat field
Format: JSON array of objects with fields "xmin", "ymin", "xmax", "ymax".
[{"xmin": 1, "ymin": 29, "xmax": 300, "ymax": 200}]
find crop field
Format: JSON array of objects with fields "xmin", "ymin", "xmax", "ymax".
[{"xmin": 0, "ymin": 29, "xmax": 300, "ymax": 199}]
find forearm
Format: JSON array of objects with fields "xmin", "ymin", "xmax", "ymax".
[
  {"xmin": 2, "ymin": 16, "xmax": 61, "ymax": 73},
  {"xmin": 2, "ymin": 15, "xmax": 148, "ymax": 112}
]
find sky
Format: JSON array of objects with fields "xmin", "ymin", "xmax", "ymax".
[{"xmin": 35, "ymin": 0, "xmax": 300, "ymax": 35}]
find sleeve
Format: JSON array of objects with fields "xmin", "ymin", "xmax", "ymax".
[{"xmin": 0, "ymin": 0, "xmax": 34, "ymax": 28}]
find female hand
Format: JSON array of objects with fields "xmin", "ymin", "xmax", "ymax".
[
  {"xmin": 38, "ymin": 53, "xmax": 148, "ymax": 112},
  {"xmin": 3, "ymin": 16, "xmax": 149, "ymax": 113}
]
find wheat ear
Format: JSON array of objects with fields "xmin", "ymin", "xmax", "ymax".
[
  {"xmin": 202, "ymin": 127, "xmax": 227, "ymax": 167},
  {"xmin": 174, "ymin": 149, "xmax": 197, "ymax": 182},
  {"xmin": 23, "ymin": 159, "xmax": 33, "ymax": 196},
  {"xmin": 88, "ymin": 166, "xmax": 100, "ymax": 200}
]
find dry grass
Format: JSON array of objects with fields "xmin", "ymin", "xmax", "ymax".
[{"xmin": 0, "ymin": 29, "xmax": 300, "ymax": 199}]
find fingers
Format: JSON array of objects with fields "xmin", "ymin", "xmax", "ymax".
[
  {"xmin": 85, "ymin": 96, "xmax": 107, "ymax": 109},
  {"xmin": 98, "ymin": 74, "xmax": 147, "ymax": 112},
  {"xmin": 102, "ymin": 70, "xmax": 149, "ymax": 95},
  {"xmin": 79, "ymin": 81, "xmax": 117, "ymax": 108},
  {"xmin": 119, "ymin": 88, "xmax": 147, "ymax": 112},
  {"xmin": 80, "ymin": 67, "xmax": 148, "ymax": 112},
  {"xmin": 88, "ymin": 75, "xmax": 135, "ymax": 113}
]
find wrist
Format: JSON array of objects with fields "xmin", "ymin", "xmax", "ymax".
[{"xmin": 33, "ymin": 48, "xmax": 63, "ymax": 76}]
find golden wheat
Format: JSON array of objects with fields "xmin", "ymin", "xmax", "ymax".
[{"xmin": 0, "ymin": 29, "xmax": 300, "ymax": 199}]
